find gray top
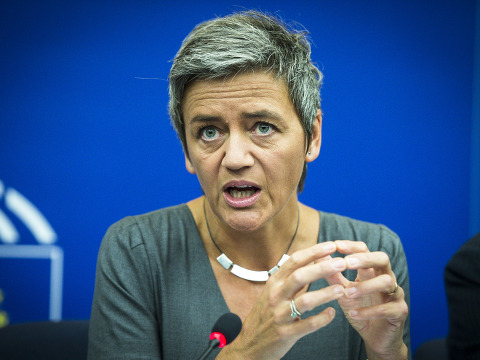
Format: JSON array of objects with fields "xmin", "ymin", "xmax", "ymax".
[{"xmin": 88, "ymin": 204, "xmax": 411, "ymax": 359}]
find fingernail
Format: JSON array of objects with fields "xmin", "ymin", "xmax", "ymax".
[
  {"xmin": 328, "ymin": 308, "xmax": 335, "ymax": 317},
  {"xmin": 345, "ymin": 287, "xmax": 358, "ymax": 297},
  {"xmin": 346, "ymin": 257, "xmax": 359, "ymax": 267},
  {"xmin": 333, "ymin": 285, "xmax": 344, "ymax": 295},
  {"xmin": 349, "ymin": 310, "xmax": 358, "ymax": 317},
  {"xmin": 331, "ymin": 258, "xmax": 346, "ymax": 270}
]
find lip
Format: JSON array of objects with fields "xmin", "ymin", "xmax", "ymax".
[{"xmin": 222, "ymin": 180, "xmax": 261, "ymax": 208}]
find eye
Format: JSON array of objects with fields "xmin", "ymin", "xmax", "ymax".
[
  {"xmin": 253, "ymin": 122, "xmax": 274, "ymax": 135},
  {"xmin": 200, "ymin": 126, "xmax": 220, "ymax": 140}
]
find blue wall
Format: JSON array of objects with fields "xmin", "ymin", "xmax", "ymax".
[{"xmin": 0, "ymin": 0, "xmax": 476, "ymax": 353}]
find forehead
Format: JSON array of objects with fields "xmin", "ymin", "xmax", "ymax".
[{"xmin": 182, "ymin": 72, "xmax": 295, "ymax": 118}]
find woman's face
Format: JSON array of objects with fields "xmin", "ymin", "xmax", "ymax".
[{"xmin": 182, "ymin": 72, "xmax": 321, "ymax": 232}]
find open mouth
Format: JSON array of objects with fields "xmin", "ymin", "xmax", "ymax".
[{"xmin": 226, "ymin": 185, "xmax": 259, "ymax": 199}]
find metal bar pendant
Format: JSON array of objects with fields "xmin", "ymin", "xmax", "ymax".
[{"xmin": 231, "ymin": 264, "xmax": 270, "ymax": 282}]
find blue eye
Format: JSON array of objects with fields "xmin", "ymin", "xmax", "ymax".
[
  {"xmin": 201, "ymin": 127, "xmax": 219, "ymax": 140},
  {"xmin": 254, "ymin": 122, "xmax": 273, "ymax": 135}
]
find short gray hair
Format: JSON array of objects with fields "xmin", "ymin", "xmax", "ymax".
[{"xmin": 168, "ymin": 10, "xmax": 323, "ymax": 191}]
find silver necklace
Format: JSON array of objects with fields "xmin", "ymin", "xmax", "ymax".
[{"xmin": 203, "ymin": 200, "xmax": 299, "ymax": 282}]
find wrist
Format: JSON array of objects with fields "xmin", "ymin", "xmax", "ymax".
[
  {"xmin": 366, "ymin": 343, "xmax": 408, "ymax": 360},
  {"xmin": 215, "ymin": 342, "xmax": 252, "ymax": 360}
]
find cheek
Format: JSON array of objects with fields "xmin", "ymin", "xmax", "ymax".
[
  {"xmin": 264, "ymin": 149, "xmax": 305, "ymax": 185},
  {"xmin": 190, "ymin": 153, "xmax": 220, "ymax": 183}
]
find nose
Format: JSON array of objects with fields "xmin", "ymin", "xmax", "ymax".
[{"xmin": 221, "ymin": 132, "xmax": 255, "ymax": 170}]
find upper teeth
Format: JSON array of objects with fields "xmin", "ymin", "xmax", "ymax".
[{"xmin": 230, "ymin": 187, "xmax": 256, "ymax": 199}]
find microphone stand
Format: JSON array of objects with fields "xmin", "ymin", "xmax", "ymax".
[{"xmin": 197, "ymin": 338, "xmax": 220, "ymax": 360}]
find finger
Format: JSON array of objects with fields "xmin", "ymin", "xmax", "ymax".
[
  {"xmin": 314, "ymin": 254, "xmax": 332, "ymax": 264},
  {"xmin": 281, "ymin": 257, "xmax": 347, "ymax": 296},
  {"xmin": 348, "ymin": 298, "xmax": 409, "ymax": 322},
  {"xmin": 289, "ymin": 307, "xmax": 337, "ymax": 336},
  {"xmin": 344, "ymin": 274, "xmax": 398, "ymax": 299},
  {"xmin": 278, "ymin": 241, "xmax": 337, "ymax": 278},
  {"xmin": 318, "ymin": 256, "xmax": 351, "ymax": 287},
  {"xmin": 324, "ymin": 268, "xmax": 350, "ymax": 288},
  {"xmin": 292, "ymin": 285, "xmax": 345, "ymax": 315},
  {"xmin": 344, "ymin": 252, "xmax": 393, "ymax": 274},
  {"xmin": 335, "ymin": 240, "xmax": 369, "ymax": 254}
]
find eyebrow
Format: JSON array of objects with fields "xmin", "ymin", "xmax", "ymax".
[
  {"xmin": 188, "ymin": 110, "xmax": 284, "ymax": 125},
  {"xmin": 242, "ymin": 110, "xmax": 284, "ymax": 121},
  {"xmin": 189, "ymin": 115, "xmax": 222, "ymax": 125}
]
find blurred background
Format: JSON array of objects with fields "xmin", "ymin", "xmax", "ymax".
[{"xmin": 0, "ymin": 0, "xmax": 478, "ymax": 354}]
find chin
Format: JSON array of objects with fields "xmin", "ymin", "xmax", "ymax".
[{"xmin": 226, "ymin": 213, "xmax": 267, "ymax": 233}]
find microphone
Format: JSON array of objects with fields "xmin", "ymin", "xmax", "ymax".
[{"xmin": 197, "ymin": 312, "xmax": 242, "ymax": 360}]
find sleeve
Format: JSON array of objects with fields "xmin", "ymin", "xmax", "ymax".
[
  {"xmin": 87, "ymin": 218, "xmax": 161, "ymax": 360},
  {"xmin": 445, "ymin": 233, "xmax": 480, "ymax": 360},
  {"xmin": 379, "ymin": 225, "xmax": 412, "ymax": 360}
]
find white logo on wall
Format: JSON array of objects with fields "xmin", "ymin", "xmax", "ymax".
[{"xmin": 0, "ymin": 179, "xmax": 63, "ymax": 321}]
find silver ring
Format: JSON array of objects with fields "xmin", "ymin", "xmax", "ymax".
[
  {"xmin": 290, "ymin": 299, "xmax": 302, "ymax": 318},
  {"xmin": 386, "ymin": 282, "xmax": 398, "ymax": 296}
]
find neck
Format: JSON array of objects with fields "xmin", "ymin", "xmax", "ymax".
[{"xmin": 203, "ymin": 196, "xmax": 300, "ymax": 271}]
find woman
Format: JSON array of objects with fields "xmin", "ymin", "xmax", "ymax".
[{"xmin": 88, "ymin": 11, "xmax": 410, "ymax": 359}]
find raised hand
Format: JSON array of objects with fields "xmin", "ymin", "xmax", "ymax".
[{"xmin": 325, "ymin": 240, "xmax": 409, "ymax": 360}]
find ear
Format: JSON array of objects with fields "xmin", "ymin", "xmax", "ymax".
[
  {"xmin": 305, "ymin": 109, "xmax": 322, "ymax": 163},
  {"xmin": 185, "ymin": 154, "xmax": 196, "ymax": 174}
]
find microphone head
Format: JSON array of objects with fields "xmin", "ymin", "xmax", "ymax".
[{"xmin": 211, "ymin": 312, "xmax": 242, "ymax": 345}]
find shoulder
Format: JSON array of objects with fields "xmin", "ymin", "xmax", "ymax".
[
  {"xmin": 98, "ymin": 204, "xmax": 196, "ymax": 265},
  {"xmin": 448, "ymin": 232, "xmax": 480, "ymax": 263},
  {"xmin": 104, "ymin": 204, "xmax": 193, "ymax": 245},
  {"xmin": 319, "ymin": 211, "xmax": 402, "ymax": 254},
  {"xmin": 96, "ymin": 203, "xmax": 198, "ymax": 280},
  {"xmin": 445, "ymin": 232, "xmax": 480, "ymax": 282}
]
